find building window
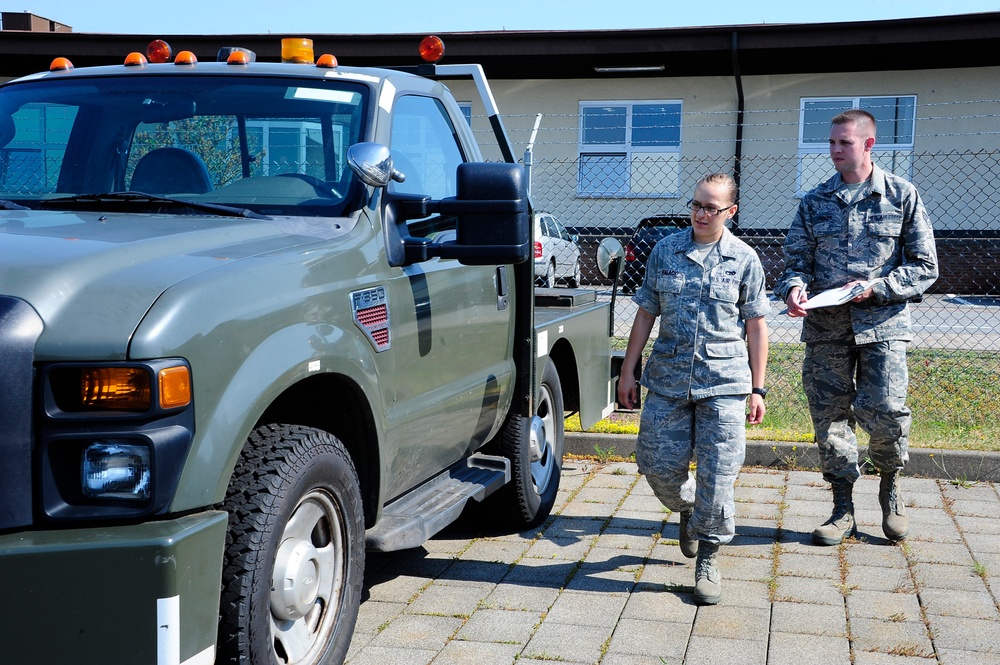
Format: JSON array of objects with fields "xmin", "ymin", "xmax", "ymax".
[
  {"xmin": 457, "ymin": 102, "xmax": 472, "ymax": 127},
  {"xmin": 0, "ymin": 103, "xmax": 76, "ymax": 195},
  {"xmin": 798, "ymin": 95, "xmax": 916, "ymax": 193},
  {"xmin": 578, "ymin": 100, "xmax": 682, "ymax": 198}
]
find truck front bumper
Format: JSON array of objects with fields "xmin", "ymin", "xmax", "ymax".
[{"xmin": 0, "ymin": 510, "xmax": 227, "ymax": 665}]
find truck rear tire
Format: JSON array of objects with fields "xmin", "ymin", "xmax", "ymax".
[
  {"xmin": 218, "ymin": 424, "xmax": 365, "ymax": 665},
  {"xmin": 489, "ymin": 360, "xmax": 564, "ymax": 528}
]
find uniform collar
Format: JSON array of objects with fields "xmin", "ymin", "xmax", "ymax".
[
  {"xmin": 677, "ymin": 227, "xmax": 737, "ymax": 259},
  {"xmin": 821, "ymin": 163, "xmax": 888, "ymax": 200}
]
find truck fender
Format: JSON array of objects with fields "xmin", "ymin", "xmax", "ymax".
[{"xmin": 169, "ymin": 322, "xmax": 385, "ymax": 513}]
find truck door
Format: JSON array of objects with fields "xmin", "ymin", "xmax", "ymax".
[{"xmin": 380, "ymin": 94, "xmax": 515, "ymax": 497}]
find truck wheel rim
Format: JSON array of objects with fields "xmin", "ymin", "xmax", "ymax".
[
  {"xmin": 529, "ymin": 383, "xmax": 556, "ymax": 492},
  {"xmin": 270, "ymin": 489, "xmax": 347, "ymax": 664}
]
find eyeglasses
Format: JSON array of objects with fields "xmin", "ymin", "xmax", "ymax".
[{"xmin": 687, "ymin": 200, "xmax": 734, "ymax": 217}]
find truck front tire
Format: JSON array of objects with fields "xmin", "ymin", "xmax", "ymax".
[{"xmin": 218, "ymin": 424, "xmax": 365, "ymax": 665}]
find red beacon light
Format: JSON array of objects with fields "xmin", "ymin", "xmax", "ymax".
[
  {"xmin": 124, "ymin": 52, "xmax": 148, "ymax": 67},
  {"xmin": 419, "ymin": 35, "xmax": 445, "ymax": 64},
  {"xmin": 49, "ymin": 57, "xmax": 74, "ymax": 72},
  {"xmin": 146, "ymin": 40, "xmax": 172, "ymax": 64}
]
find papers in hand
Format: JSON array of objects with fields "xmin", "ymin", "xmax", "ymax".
[{"xmin": 802, "ymin": 281, "xmax": 874, "ymax": 310}]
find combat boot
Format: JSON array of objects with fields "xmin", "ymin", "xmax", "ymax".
[
  {"xmin": 879, "ymin": 471, "xmax": 909, "ymax": 541},
  {"xmin": 693, "ymin": 541, "xmax": 722, "ymax": 605},
  {"xmin": 812, "ymin": 481, "xmax": 856, "ymax": 546},
  {"xmin": 678, "ymin": 510, "xmax": 697, "ymax": 558}
]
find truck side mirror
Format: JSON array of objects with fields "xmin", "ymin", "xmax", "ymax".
[
  {"xmin": 351, "ymin": 144, "xmax": 530, "ymax": 267},
  {"xmin": 346, "ymin": 142, "xmax": 405, "ymax": 188},
  {"xmin": 438, "ymin": 162, "xmax": 531, "ymax": 265}
]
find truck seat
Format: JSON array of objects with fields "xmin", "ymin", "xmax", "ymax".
[{"xmin": 131, "ymin": 147, "xmax": 213, "ymax": 195}]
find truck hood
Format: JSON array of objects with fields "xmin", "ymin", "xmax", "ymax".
[{"xmin": 0, "ymin": 209, "xmax": 352, "ymax": 360}]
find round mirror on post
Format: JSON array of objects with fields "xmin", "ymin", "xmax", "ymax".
[
  {"xmin": 596, "ymin": 237, "xmax": 625, "ymax": 280},
  {"xmin": 596, "ymin": 237, "xmax": 626, "ymax": 336}
]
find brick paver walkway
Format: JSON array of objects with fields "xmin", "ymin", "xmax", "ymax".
[{"xmin": 347, "ymin": 459, "xmax": 1000, "ymax": 665}]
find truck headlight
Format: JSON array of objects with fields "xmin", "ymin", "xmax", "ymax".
[
  {"xmin": 82, "ymin": 443, "xmax": 152, "ymax": 501},
  {"xmin": 48, "ymin": 363, "xmax": 191, "ymax": 413},
  {"xmin": 39, "ymin": 359, "xmax": 193, "ymax": 520}
]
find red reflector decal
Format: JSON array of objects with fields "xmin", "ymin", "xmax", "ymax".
[
  {"xmin": 371, "ymin": 328, "xmax": 390, "ymax": 347},
  {"xmin": 356, "ymin": 303, "xmax": 388, "ymax": 327}
]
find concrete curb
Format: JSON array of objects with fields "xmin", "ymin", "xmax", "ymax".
[{"xmin": 566, "ymin": 431, "xmax": 1000, "ymax": 482}]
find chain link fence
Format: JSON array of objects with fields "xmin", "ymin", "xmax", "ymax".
[
  {"xmin": 4, "ymin": 92, "xmax": 997, "ymax": 446},
  {"xmin": 523, "ymin": 150, "xmax": 1000, "ymax": 447}
]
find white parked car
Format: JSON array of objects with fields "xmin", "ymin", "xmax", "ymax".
[{"xmin": 534, "ymin": 212, "xmax": 581, "ymax": 288}]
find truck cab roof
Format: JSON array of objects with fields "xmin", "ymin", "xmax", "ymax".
[{"xmin": 14, "ymin": 60, "xmax": 437, "ymax": 87}]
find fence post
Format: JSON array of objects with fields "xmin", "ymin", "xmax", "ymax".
[{"xmin": 524, "ymin": 113, "xmax": 543, "ymax": 198}]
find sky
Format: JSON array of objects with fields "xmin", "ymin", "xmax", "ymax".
[{"xmin": 9, "ymin": 0, "xmax": 1000, "ymax": 35}]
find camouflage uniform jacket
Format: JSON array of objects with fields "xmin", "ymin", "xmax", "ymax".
[
  {"xmin": 773, "ymin": 164, "xmax": 939, "ymax": 345},
  {"xmin": 634, "ymin": 227, "xmax": 770, "ymax": 400}
]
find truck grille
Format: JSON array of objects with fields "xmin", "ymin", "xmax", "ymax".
[{"xmin": 0, "ymin": 296, "xmax": 43, "ymax": 531}]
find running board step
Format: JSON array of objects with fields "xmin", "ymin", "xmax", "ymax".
[{"xmin": 365, "ymin": 453, "xmax": 510, "ymax": 552}]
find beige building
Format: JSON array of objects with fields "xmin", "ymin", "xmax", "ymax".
[{"xmin": 447, "ymin": 63, "xmax": 1000, "ymax": 236}]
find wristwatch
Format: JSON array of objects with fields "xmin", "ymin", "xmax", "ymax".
[{"xmin": 752, "ymin": 387, "xmax": 768, "ymax": 399}]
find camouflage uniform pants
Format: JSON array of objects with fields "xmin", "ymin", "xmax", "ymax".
[
  {"xmin": 636, "ymin": 391, "xmax": 747, "ymax": 545},
  {"xmin": 803, "ymin": 339, "xmax": 911, "ymax": 484}
]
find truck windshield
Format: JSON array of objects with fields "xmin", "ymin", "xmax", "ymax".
[{"xmin": 0, "ymin": 74, "xmax": 368, "ymax": 217}]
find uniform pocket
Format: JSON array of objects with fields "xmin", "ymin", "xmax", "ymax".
[
  {"xmin": 867, "ymin": 211, "xmax": 904, "ymax": 266},
  {"xmin": 704, "ymin": 340, "xmax": 747, "ymax": 359},
  {"xmin": 813, "ymin": 219, "xmax": 841, "ymax": 237},
  {"xmin": 813, "ymin": 218, "xmax": 842, "ymax": 256},
  {"xmin": 656, "ymin": 272, "xmax": 684, "ymax": 294},
  {"xmin": 710, "ymin": 283, "xmax": 739, "ymax": 303},
  {"xmin": 868, "ymin": 214, "xmax": 903, "ymax": 237},
  {"xmin": 656, "ymin": 273, "xmax": 684, "ymax": 321}
]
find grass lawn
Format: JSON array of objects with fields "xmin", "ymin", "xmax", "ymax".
[{"xmin": 570, "ymin": 342, "xmax": 1000, "ymax": 452}]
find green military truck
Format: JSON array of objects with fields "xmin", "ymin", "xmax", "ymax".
[{"xmin": 0, "ymin": 37, "xmax": 623, "ymax": 664}]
